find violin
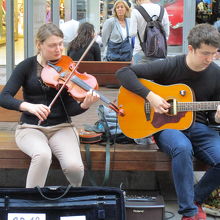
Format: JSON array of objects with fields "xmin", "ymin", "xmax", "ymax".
[
  {"xmin": 41, "ymin": 55, "xmax": 124, "ymax": 116},
  {"xmin": 41, "ymin": 55, "xmax": 98, "ymax": 101}
]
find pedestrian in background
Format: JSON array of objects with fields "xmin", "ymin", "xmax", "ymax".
[
  {"xmin": 67, "ymin": 22, "xmax": 101, "ymax": 61},
  {"xmin": 130, "ymin": 0, "xmax": 170, "ymax": 64},
  {"xmin": 102, "ymin": 0, "xmax": 132, "ymax": 62}
]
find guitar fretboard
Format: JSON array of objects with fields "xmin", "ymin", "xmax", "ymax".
[
  {"xmin": 145, "ymin": 101, "xmax": 220, "ymax": 113},
  {"xmin": 178, "ymin": 101, "xmax": 220, "ymax": 112}
]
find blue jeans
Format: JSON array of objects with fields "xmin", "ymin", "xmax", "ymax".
[{"xmin": 154, "ymin": 122, "xmax": 220, "ymax": 217}]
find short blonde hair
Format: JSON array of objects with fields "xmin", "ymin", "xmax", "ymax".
[{"xmin": 112, "ymin": 0, "xmax": 131, "ymax": 18}]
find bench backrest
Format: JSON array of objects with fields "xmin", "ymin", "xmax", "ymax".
[{"xmin": 78, "ymin": 61, "xmax": 131, "ymax": 86}]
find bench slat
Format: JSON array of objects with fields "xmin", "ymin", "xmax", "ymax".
[{"xmin": 0, "ymin": 135, "xmax": 209, "ymax": 171}]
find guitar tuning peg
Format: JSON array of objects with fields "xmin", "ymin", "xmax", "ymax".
[{"xmin": 180, "ymin": 90, "xmax": 186, "ymax": 96}]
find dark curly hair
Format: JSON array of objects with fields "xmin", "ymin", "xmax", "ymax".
[
  {"xmin": 187, "ymin": 23, "xmax": 220, "ymax": 49},
  {"xmin": 68, "ymin": 22, "xmax": 95, "ymax": 51}
]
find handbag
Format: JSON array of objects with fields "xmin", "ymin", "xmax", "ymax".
[
  {"xmin": 106, "ymin": 37, "xmax": 132, "ymax": 61},
  {"xmin": 106, "ymin": 19, "xmax": 132, "ymax": 61},
  {"xmin": 0, "ymin": 186, "xmax": 126, "ymax": 220}
]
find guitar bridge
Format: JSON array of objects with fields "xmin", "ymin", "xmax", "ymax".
[{"xmin": 145, "ymin": 102, "xmax": 151, "ymax": 121}]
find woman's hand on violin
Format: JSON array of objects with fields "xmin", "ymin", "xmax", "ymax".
[
  {"xmin": 19, "ymin": 102, "xmax": 51, "ymax": 121},
  {"xmin": 80, "ymin": 90, "xmax": 100, "ymax": 109}
]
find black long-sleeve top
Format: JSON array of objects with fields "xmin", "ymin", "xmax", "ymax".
[
  {"xmin": 0, "ymin": 56, "xmax": 87, "ymax": 126},
  {"xmin": 116, "ymin": 55, "xmax": 220, "ymax": 125}
]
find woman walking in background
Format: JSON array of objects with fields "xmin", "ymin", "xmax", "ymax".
[{"xmin": 102, "ymin": 0, "xmax": 132, "ymax": 62}]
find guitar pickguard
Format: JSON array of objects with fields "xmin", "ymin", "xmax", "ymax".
[{"xmin": 152, "ymin": 112, "xmax": 186, "ymax": 128}]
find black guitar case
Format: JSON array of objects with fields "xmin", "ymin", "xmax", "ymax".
[{"xmin": 0, "ymin": 186, "xmax": 125, "ymax": 220}]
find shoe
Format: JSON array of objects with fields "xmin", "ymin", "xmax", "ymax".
[
  {"xmin": 181, "ymin": 216, "xmax": 196, "ymax": 220},
  {"xmin": 181, "ymin": 203, "xmax": 207, "ymax": 220},
  {"xmin": 195, "ymin": 202, "xmax": 206, "ymax": 220}
]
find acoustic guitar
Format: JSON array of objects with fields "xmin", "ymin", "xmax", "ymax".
[{"xmin": 117, "ymin": 79, "xmax": 220, "ymax": 139}]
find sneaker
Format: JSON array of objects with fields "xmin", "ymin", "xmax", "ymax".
[
  {"xmin": 195, "ymin": 202, "xmax": 206, "ymax": 220},
  {"xmin": 181, "ymin": 216, "xmax": 196, "ymax": 220},
  {"xmin": 182, "ymin": 203, "xmax": 206, "ymax": 220}
]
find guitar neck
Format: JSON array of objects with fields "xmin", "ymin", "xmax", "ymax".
[{"xmin": 178, "ymin": 101, "xmax": 220, "ymax": 112}]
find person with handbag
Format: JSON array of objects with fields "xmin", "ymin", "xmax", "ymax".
[{"xmin": 102, "ymin": 0, "xmax": 132, "ymax": 62}]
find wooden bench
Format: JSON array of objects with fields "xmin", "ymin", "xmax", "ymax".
[{"xmin": 0, "ymin": 85, "xmax": 209, "ymax": 172}]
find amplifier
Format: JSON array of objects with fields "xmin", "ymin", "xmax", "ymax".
[{"xmin": 125, "ymin": 195, "xmax": 165, "ymax": 220}]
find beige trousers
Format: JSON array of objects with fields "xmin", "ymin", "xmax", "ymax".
[{"xmin": 15, "ymin": 123, "xmax": 84, "ymax": 188}]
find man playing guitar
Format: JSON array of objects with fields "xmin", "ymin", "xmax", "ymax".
[{"xmin": 116, "ymin": 23, "xmax": 220, "ymax": 220}]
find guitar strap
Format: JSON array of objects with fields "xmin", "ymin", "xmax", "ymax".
[{"xmin": 85, "ymin": 139, "xmax": 111, "ymax": 186}]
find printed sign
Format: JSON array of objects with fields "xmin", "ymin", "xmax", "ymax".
[{"xmin": 8, "ymin": 213, "xmax": 46, "ymax": 220}]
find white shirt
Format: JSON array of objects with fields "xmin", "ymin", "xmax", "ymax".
[
  {"xmin": 130, "ymin": 3, "xmax": 170, "ymax": 55},
  {"xmin": 121, "ymin": 26, "xmax": 127, "ymax": 40}
]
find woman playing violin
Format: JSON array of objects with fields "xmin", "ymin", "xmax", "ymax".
[{"xmin": 0, "ymin": 23, "xmax": 100, "ymax": 188}]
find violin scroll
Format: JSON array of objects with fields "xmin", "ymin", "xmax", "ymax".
[{"xmin": 109, "ymin": 103, "xmax": 125, "ymax": 117}]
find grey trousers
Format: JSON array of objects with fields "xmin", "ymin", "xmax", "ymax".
[{"xmin": 15, "ymin": 123, "xmax": 84, "ymax": 188}]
